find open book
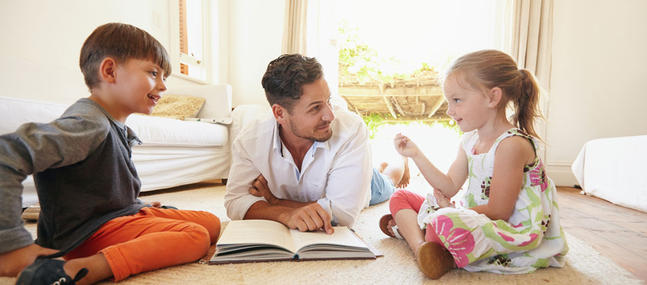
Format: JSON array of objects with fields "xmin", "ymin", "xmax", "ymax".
[{"xmin": 210, "ymin": 220, "xmax": 378, "ymax": 264}]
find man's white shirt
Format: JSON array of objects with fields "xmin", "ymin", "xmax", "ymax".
[{"xmin": 224, "ymin": 107, "xmax": 372, "ymax": 226}]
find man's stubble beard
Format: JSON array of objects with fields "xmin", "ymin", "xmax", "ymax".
[{"xmin": 289, "ymin": 118, "xmax": 333, "ymax": 142}]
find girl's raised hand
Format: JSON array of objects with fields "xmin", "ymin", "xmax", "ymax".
[{"xmin": 393, "ymin": 133, "xmax": 421, "ymax": 158}]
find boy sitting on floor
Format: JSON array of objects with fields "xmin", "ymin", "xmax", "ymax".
[{"xmin": 0, "ymin": 23, "xmax": 221, "ymax": 284}]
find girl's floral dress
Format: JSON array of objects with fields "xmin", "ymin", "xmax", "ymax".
[{"xmin": 416, "ymin": 128, "xmax": 568, "ymax": 274}]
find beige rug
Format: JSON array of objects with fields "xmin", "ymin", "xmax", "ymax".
[{"xmin": 2, "ymin": 185, "xmax": 642, "ymax": 285}]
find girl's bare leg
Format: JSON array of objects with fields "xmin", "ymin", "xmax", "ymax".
[
  {"xmin": 392, "ymin": 209, "xmax": 455, "ymax": 279},
  {"xmin": 393, "ymin": 209, "xmax": 425, "ymax": 253}
]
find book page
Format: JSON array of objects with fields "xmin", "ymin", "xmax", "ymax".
[
  {"xmin": 290, "ymin": 226, "xmax": 368, "ymax": 251},
  {"xmin": 217, "ymin": 220, "xmax": 296, "ymax": 253}
]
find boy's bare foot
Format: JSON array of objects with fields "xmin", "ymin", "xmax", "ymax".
[
  {"xmin": 395, "ymin": 157, "xmax": 410, "ymax": 188},
  {"xmin": 415, "ymin": 241, "xmax": 455, "ymax": 279}
]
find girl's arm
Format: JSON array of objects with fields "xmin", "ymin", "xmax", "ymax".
[
  {"xmin": 413, "ymin": 147, "xmax": 468, "ymax": 198},
  {"xmin": 470, "ymin": 136, "xmax": 535, "ymax": 221},
  {"xmin": 394, "ymin": 133, "xmax": 468, "ymax": 198}
]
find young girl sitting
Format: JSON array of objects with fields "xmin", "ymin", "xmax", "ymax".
[{"xmin": 379, "ymin": 50, "xmax": 568, "ymax": 279}]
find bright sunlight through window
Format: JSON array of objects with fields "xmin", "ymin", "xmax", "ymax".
[{"xmin": 334, "ymin": 0, "xmax": 511, "ymax": 178}]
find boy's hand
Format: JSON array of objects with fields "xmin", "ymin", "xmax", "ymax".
[
  {"xmin": 0, "ymin": 244, "xmax": 58, "ymax": 277},
  {"xmin": 394, "ymin": 133, "xmax": 421, "ymax": 158},
  {"xmin": 249, "ymin": 174, "xmax": 278, "ymax": 204}
]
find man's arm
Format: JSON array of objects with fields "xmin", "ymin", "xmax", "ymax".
[
  {"xmin": 316, "ymin": 120, "xmax": 372, "ymax": 227},
  {"xmin": 244, "ymin": 200, "xmax": 333, "ymax": 233},
  {"xmin": 246, "ymin": 174, "xmax": 333, "ymax": 232},
  {"xmin": 223, "ymin": 137, "xmax": 266, "ymax": 220},
  {"xmin": 226, "ymin": 138, "xmax": 334, "ymax": 233},
  {"xmin": 0, "ymin": 115, "xmax": 108, "ymax": 276},
  {"xmin": 248, "ymin": 174, "xmax": 310, "ymax": 208}
]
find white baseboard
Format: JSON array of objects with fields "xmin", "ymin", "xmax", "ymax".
[{"xmin": 546, "ymin": 162, "xmax": 578, "ymax": 187}]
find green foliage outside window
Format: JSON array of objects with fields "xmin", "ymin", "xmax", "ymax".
[{"xmin": 338, "ymin": 21, "xmax": 437, "ymax": 85}]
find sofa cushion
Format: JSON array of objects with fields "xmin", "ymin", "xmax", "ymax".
[
  {"xmin": 150, "ymin": 94, "xmax": 206, "ymax": 119},
  {"xmin": 127, "ymin": 114, "xmax": 228, "ymax": 147},
  {"xmin": 0, "ymin": 96, "xmax": 66, "ymax": 134},
  {"xmin": 0, "ymin": 96, "xmax": 228, "ymax": 148}
]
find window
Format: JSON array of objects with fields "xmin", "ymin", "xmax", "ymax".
[
  {"xmin": 334, "ymin": 0, "xmax": 512, "ymax": 121},
  {"xmin": 325, "ymin": 0, "xmax": 513, "ymax": 176},
  {"xmin": 172, "ymin": 0, "xmax": 208, "ymax": 82}
]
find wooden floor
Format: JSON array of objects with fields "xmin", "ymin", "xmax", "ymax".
[{"xmin": 557, "ymin": 187, "xmax": 647, "ymax": 281}]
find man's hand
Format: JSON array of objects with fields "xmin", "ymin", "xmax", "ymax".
[
  {"xmin": 249, "ymin": 174, "xmax": 278, "ymax": 204},
  {"xmin": 281, "ymin": 203, "xmax": 334, "ymax": 234},
  {"xmin": 0, "ymin": 244, "xmax": 58, "ymax": 277}
]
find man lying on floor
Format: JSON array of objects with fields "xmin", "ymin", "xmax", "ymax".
[{"xmin": 225, "ymin": 54, "xmax": 409, "ymax": 231}]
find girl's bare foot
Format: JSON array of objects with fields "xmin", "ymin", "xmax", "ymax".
[{"xmin": 415, "ymin": 242, "xmax": 455, "ymax": 279}]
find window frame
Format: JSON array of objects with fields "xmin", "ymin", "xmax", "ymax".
[{"xmin": 168, "ymin": 0, "xmax": 211, "ymax": 84}]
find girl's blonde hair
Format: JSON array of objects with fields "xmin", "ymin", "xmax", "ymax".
[{"xmin": 447, "ymin": 50, "xmax": 541, "ymax": 139}]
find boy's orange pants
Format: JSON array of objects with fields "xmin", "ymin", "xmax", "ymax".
[{"xmin": 64, "ymin": 207, "xmax": 221, "ymax": 281}]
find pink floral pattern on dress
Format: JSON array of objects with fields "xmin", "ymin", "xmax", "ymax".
[
  {"xmin": 528, "ymin": 161, "xmax": 548, "ymax": 192},
  {"xmin": 432, "ymin": 215, "xmax": 475, "ymax": 267},
  {"xmin": 497, "ymin": 232, "xmax": 515, "ymax": 242},
  {"xmin": 415, "ymin": 128, "xmax": 568, "ymax": 273},
  {"xmin": 519, "ymin": 233, "xmax": 539, "ymax": 247}
]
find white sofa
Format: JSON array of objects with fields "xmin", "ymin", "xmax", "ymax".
[{"xmin": 0, "ymin": 84, "xmax": 233, "ymax": 207}]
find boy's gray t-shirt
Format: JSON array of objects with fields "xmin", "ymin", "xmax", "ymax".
[{"xmin": 0, "ymin": 98, "xmax": 145, "ymax": 254}]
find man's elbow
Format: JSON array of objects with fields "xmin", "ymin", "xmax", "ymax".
[
  {"xmin": 224, "ymin": 198, "xmax": 244, "ymax": 221},
  {"xmin": 339, "ymin": 217, "xmax": 357, "ymax": 227},
  {"xmin": 242, "ymin": 201, "xmax": 261, "ymax": 220},
  {"xmin": 333, "ymin": 210, "xmax": 359, "ymax": 227}
]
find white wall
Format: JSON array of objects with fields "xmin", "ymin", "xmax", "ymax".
[
  {"xmin": 228, "ymin": 0, "xmax": 285, "ymax": 106},
  {"xmin": 11, "ymin": 0, "xmax": 645, "ymax": 187},
  {"xmin": 546, "ymin": 0, "xmax": 647, "ymax": 185},
  {"xmin": 0, "ymin": 0, "xmax": 202, "ymax": 105},
  {"xmin": 0, "ymin": 0, "xmax": 287, "ymax": 107}
]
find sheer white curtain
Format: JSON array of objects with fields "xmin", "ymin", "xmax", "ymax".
[
  {"xmin": 281, "ymin": 0, "xmax": 345, "ymax": 108},
  {"xmin": 504, "ymin": 0, "xmax": 554, "ymax": 160},
  {"xmin": 281, "ymin": 0, "xmax": 308, "ymax": 54},
  {"xmin": 282, "ymin": 0, "xmax": 553, "ymax": 118},
  {"xmin": 509, "ymin": 0, "xmax": 554, "ymax": 90}
]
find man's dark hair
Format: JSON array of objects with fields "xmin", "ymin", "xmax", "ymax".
[
  {"xmin": 79, "ymin": 22, "xmax": 171, "ymax": 89},
  {"xmin": 261, "ymin": 54, "xmax": 323, "ymax": 112}
]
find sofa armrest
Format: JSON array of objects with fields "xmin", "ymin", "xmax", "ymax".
[
  {"xmin": 230, "ymin": 104, "xmax": 272, "ymax": 144},
  {"xmin": 0, "ymin": 96, "xmax": 67, "ymax": 134},
  {"xmin": 165, "ymin": 84, "xmax": 232, "ymax": 120}
]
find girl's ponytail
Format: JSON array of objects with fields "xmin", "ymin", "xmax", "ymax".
[{"xmin": 515, "ymin": 69, "xmax": 541, "ymax": 139}]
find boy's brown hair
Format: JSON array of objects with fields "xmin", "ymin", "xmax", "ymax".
[{"xmin": 79, "ymin": 22, "xmax": 171, "ymax": 89}]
